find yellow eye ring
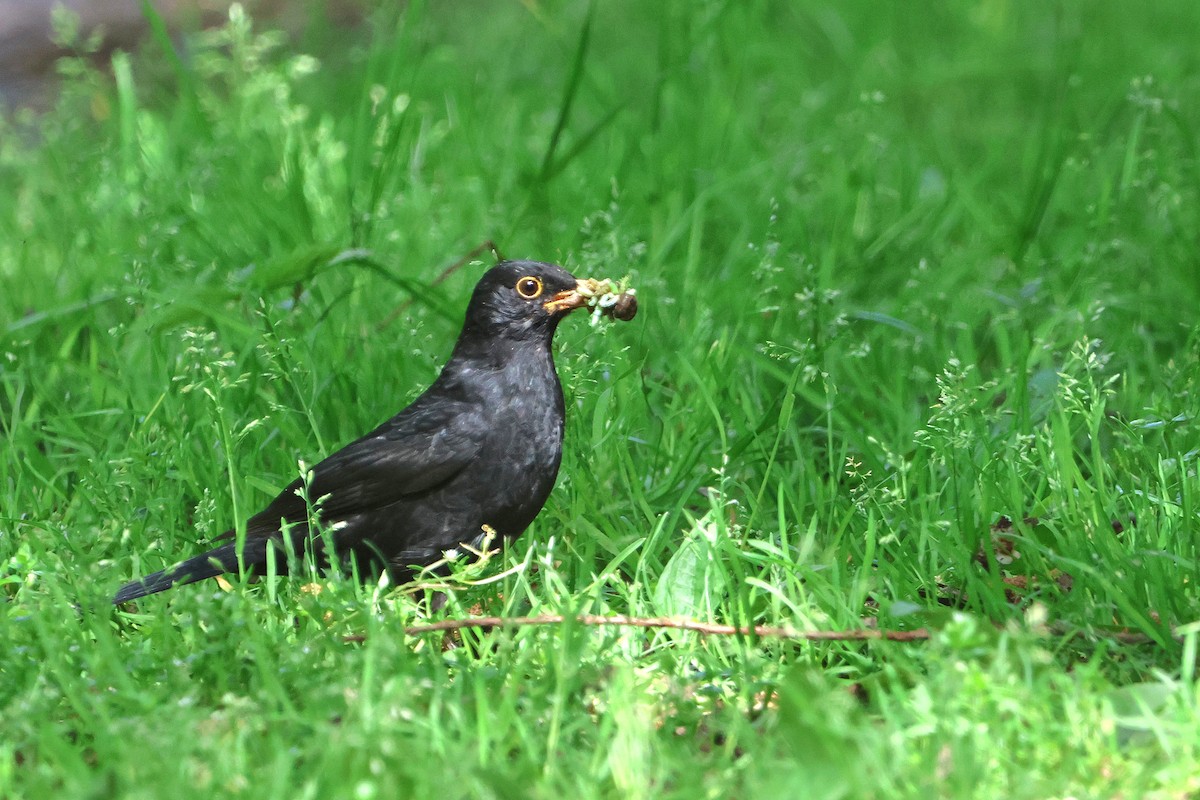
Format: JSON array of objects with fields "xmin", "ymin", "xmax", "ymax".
[{"xmin": 515, "ymin": 276, "xmax": 544, "ymax": 299}]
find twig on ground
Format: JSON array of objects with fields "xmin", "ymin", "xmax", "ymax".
[
  {"xmin": 339, "ymin": 613, "xmax": 1176, "ymax": 646},
  {"xmin": 341, "ymin": 614, "xmax": 932, "ymax": 643}
]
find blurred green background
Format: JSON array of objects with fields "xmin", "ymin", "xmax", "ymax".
[{"xmin": 2, "ymin": 2, "xmax": 1200, "ymax": 797}]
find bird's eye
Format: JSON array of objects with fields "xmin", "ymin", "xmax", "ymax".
[{"xmin": 515, "ymin": 276, "xmax": 544, "ymax": 299}]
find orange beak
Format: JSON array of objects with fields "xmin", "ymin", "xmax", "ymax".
[{"xmin": 542, "ymin": 280, "xmax": 592, "ymax": 315}]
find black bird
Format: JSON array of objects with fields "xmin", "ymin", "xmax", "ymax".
[{"xmin": 113, "ymin": 260, "xmax": 629, "ymax": 604}]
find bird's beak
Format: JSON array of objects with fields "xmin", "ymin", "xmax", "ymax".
[{"xmin": 543, "ymin": 280, "xmax": 592, "ymax": 315}]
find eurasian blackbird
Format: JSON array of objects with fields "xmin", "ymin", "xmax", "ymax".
[{"xmin": 113, "ymin": 260, "xmax": 632, "ymax": 604}]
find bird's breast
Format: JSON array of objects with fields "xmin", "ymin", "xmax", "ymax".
[{"xmin": 468, "ymin": 354, "xmax": 566, "ymax": 528}]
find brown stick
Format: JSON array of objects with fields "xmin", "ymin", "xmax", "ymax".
[
  {"xmin": 339, "ymin": 613, "xmax": 1172, "ymax": 646},
  {"xmin": 342, "ymin": 614, "xmax": 932, "ymax": 643}
]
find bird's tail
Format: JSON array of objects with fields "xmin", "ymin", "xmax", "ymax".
[{"xmin": 112, "ymin": 540, "xmax": 269, "ymax": 604}]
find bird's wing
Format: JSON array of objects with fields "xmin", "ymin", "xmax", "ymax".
[{"xmin": 242, "ymin": 399, "xmax": 486, "ymax": 535}]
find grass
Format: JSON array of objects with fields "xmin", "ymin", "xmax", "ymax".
[{"xmin": 3, "ymin": 0, "xmax": 1200, "ymax": 796}]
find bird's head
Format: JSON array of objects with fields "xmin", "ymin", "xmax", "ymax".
[{"xmin": 460, "ymin": 260, "xmax": 593, "ymax": 343}]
